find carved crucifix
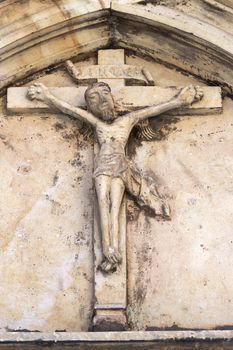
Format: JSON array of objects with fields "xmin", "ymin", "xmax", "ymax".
[{"xmin": 7, "ymin": 49, "xmax": 222, "ymax": 330}]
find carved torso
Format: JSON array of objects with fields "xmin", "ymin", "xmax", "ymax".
[
  {"xmin": 93, "ymin": 116, "xmax": 135, "ymax": 179},
  {"xmin": 95, "ymin": 115, "xmax": 135, "ymax": 149}
]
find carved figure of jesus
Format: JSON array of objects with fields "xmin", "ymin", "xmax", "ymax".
[{"xmin": 27, "ymin": 82, "xmax": 203, "ymax": 272}]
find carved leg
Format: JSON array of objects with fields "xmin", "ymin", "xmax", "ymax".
[
  {"xmin": 95, "ymin": 175, "xmax": 111, "ymax": 260},
  {"xmin": 95, "ymin": 175, "xmax": 119, "ymax": 272},
  {"xmin": 110, "ymin": 177, "xmax": 125, "ymax": 264}
]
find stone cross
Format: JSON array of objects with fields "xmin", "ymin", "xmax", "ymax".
[{"xmin": 7, "ymin": 49, "xmax": 222, "ymax": 331}]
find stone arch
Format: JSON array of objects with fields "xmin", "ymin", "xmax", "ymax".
[{"xmin": 0, "ymin": 1, "xmax": 233, "ymax": 92}]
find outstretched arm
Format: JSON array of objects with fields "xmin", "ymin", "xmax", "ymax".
[
  {"xmin": 27, "ymin": 83, "xmax": 103, "ymax": 128},
  {"xmin": 125, "ymin": 85, "xmax": 203, "ymax": 127}
]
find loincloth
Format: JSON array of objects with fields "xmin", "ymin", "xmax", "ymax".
[
  {"xmin": 94, "ymin": 151, "xmax": 170, "ymax": 219},
  {"xmin": 93, "ymin": 152, "xmax": 129, "ymax": 180}
]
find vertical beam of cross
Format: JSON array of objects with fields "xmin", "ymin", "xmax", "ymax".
[{"xmin": 93, "ymin": 49, "xmax": 128, "ymax": 331}]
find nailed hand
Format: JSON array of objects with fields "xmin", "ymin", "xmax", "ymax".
[
  {"xmin": 27, "ymin": 83, "xmax": 49, "ymax": 102},
  {"xmin": 178, "ymin": 85, "xmax": 204, "ymax": 106}
]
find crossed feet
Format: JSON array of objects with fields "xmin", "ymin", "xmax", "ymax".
[{"xmin": 100, "ymin": 246, "xmax": 122, "ymax": 273}]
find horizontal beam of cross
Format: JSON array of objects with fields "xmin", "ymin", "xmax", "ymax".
[{"xmin": 7, "ymin": 86, "xmax": 222, "ymax": 115}]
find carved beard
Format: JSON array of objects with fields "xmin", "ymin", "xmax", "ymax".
[
  {"xmin": 99, "ymin": 107, "xmax": 116, "ymax": 121},
  {"xmin": 87, "ymin": 101, "xmax": 116, "ymax": 121}
]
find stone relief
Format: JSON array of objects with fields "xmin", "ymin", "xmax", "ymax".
[
  {"xmin": 0, "ymin": 0, "xmax": 231, "ymax": 334},
  {"xmin": 27, "ymin": 79, "xmax": 203, "ymax": 273},
  {"xmin": 4, "ymin": 47, "xmax": 224, "ymax": 330}
]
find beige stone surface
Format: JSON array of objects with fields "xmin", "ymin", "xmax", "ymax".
[
  {"xmin": 126, "ymin": 55, "xmax": 233, "ymax": 330},
  {"xmin": 0, "ymin": 64, "xmax": 95, "ymax": 331}
]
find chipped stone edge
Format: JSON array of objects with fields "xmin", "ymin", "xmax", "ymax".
[{"xmin": 0, "ymin": 331, "xmax": 233, "ymax": 343}]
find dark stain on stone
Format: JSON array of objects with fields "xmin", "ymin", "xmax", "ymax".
[
  {"xmin": 214, "ymin": 325, "xmax": 233, "ymax": 330},
  {"xmin": 74, "ymin": 231, "xmax": 87, "ymax": 246},
  {"xmin": 145, "ymin": 324, "xmax": 204, "ymax": 331},
  {"xmin": 0, "ymin": 133, "xmax": 15, "ymax": 151},
  {"xmin": 49, "ymin": 199, "xmax": 65, "ymax": 215},
  {"xmin": 141, "ymin": 204, "xmax": 157, "ymax": 218},
  {"xmin": 17, "ymin": 164, "xmax": 32, "ymax": 174},
  {"xmin": 126, "ymin": 200, "xmax": 141, "ymax": 222},
  {"xmin": 44, "ymin": 65, "xmax": 59, "ymax": 75},
  {"xmin": 92, "ymin": 318, "xmax": 126, "ymax": 332},
  {"xmin": 97, "ymin": 262, "xmax": 117, "ymax": 274},
  {"xmin": 148, "ymin": 115, "xmax": 180, "ymax": 140},
  {"xmin": 127, "ymin": 193, "xmax": 157, "ymax": 219},
  {"xmin": 5, "ymin": 327, "xmax": 40, "ymax": 332},
  {"xmin": 133, "ymin": 220, "xmax": 153, "ymax": 309},
  {"xmin": 127, "ymin": 116, "xmax": 180, "ymax": 158},
  {"xmin": 55, "ymin": 124, "xmax": 93, "ymax": 149},
  {"xmin": 75, "ymin": 176, "xmax": 83, "ymax": 182},
  {"xmin": 69, "ymin": 154, "xmax": 83, "ymax": 167},
  {"xmin": 53, "ymin": 122, "xmax": 66, "ymax": 131},
  {"xmin": 61, "ymin": 130, "xmax": 74, "ymax": 141},
  {"xmin": 75, "ymin": 128, "xmax": 93, "ymax": 146},
  {"xmin": 138, "ymin": 0, "xmax": 190, "ymax": 6},
  {"xmin": 136, "ymin": 285, "xmax": 147, "ymax": 305},
  {"xmin": 52, "ymin": 170, "xmax": 59, "ymax": 186}
]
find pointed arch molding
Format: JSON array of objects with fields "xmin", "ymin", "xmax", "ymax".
[{"xmin": 0, "ymin": 0, "xmax": 233, "ymax": 92}]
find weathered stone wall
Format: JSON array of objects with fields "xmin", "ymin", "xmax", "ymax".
[
  {"xmin": 0, "ymin": 58, "xmax": 96, "ymax": 331},
  {"xmin": 126, "ymin": 55, "xmax": 233, "ymax": 330},
  {"xmin": 0, "ymin": 52, "xmax": 232, "ymax": 331}
]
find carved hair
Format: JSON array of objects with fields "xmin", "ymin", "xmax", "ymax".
[{"xmin": 84, "ymin": 82, "xmax": 111, "ymax": 102}]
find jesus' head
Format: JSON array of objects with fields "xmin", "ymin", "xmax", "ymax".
[{"xmin": 85, "ymin": 82, "xmax": 116, "ymax": 121}]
